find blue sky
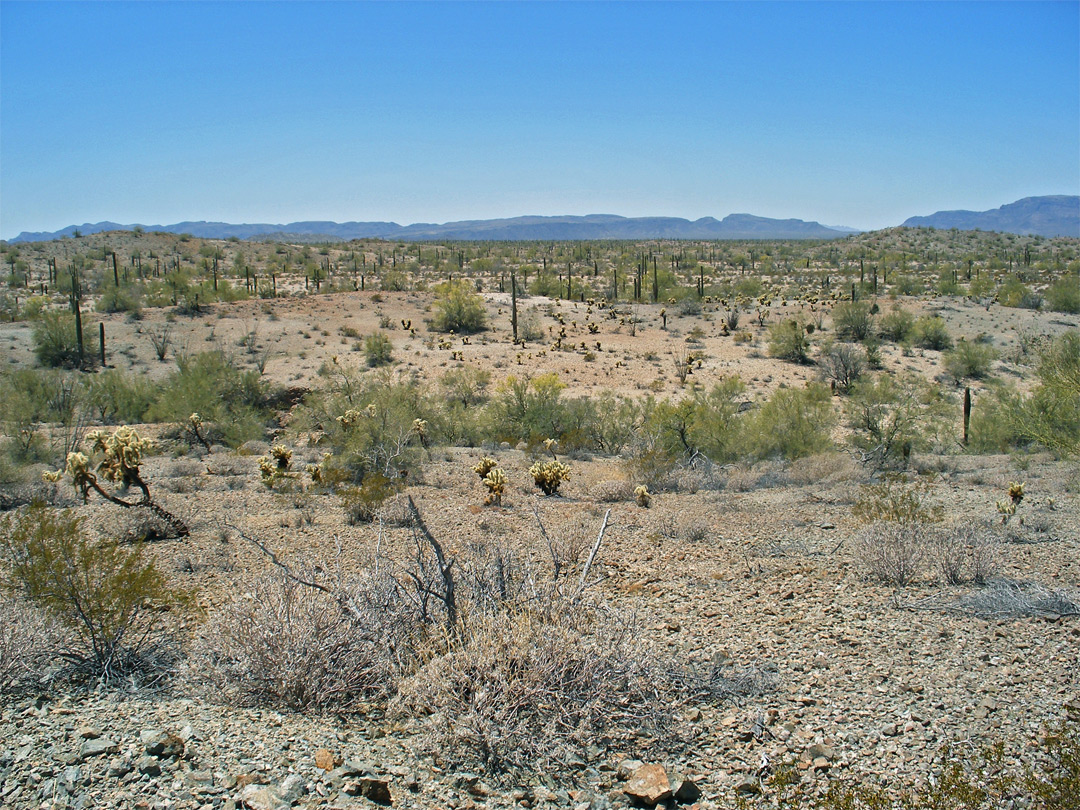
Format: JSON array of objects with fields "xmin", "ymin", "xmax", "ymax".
[{"xmin": 2, "ymin": 1, "xmax": 1077, "ymax": 239}]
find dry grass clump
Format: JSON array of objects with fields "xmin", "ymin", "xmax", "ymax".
[
  {"xmin": 0, "ymin": 595, "xmax": 66, "ymax": 694},
  {"xmin": 931, "ymin": 523, "xmax": 1001, "ymax": 585},
  {"xmin": 594, "ymin": 479, "xmax": 634, "ymax": 503},
  {"xmin": 852, "ymin": 522, "xmax": 930, "ymax": 586},
  {"xmin": 184, "ymin": 569, "xmax": 402, "ymax": 712},
  {"xmin": 786, "ymin": 452, "xmax": 860, "ymax": 487},
  {"xmin": 946, "ymin": 580, "xmax": 1080, "ymax": 620}
]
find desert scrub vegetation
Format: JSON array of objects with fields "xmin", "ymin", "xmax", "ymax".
[
  {"xmin": 768, "ymin": 319, "xmax": 812, "ymax": 364},
  {"xmin": 430, "ymin": 278, "xmax": 487, "ymax": 333},
  {"xmin": 363, "ymin": 331, "xmax": 393, "ymax": 366},
  {"xmin": 0, "ymin": 505, "xmax": 187, "ymax": 682},
  {"xmin": 32, "ymin": 311, "xmax": 99, "ymax": 369},
  {"xmin": 195, "ymin": 501, "xmax": 774, "ymax": 773},
  {"xmin": 147, "ymin": 349, "xmax": 272, "ymax": 447},
  {"xmin": 944, "ymin": 338, "xmax": 998, "ymax": 381}
]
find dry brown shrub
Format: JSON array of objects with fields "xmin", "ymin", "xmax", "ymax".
[
  {"xmin": 184, "ymin": 570, "xmax": 401, "ymax": 712},
  {"xmin": 787, "ymin": 452, "xmax": 860, "ymax": 486},
  {"xmin": 853, "ymin": 522, "xmax": 931, "ymax": 585},
  {"xmin": 593, "ymin": 479, "xmax": 633, "ymax": 503},
  {"xmin": 0, "ymin": 595, "xmax": 65, "ymax": 694},
  {"xmin": 931, "ymin": 523, "xmax": 1001, "ymax": 585}
]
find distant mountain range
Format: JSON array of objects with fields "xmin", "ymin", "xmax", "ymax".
[
  {"xmin": 8, "ymin": 196, "xmax": 1078, "ymax": 243},
  {"xmin": 902, "ymin": 195, "xmax": 1079, "ymax": 238},
  {"xmin": 8, "ymin": 213, "xmax": 851, "ymax": 243}
]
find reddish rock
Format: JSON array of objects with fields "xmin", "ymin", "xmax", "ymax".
[
  {"xmin": 314, "ymin": 748, "xmax": 341, "ymax": 771},
  {"xmin": 625, "ymin": 763, "xmax": 672, "ymax": 806}
]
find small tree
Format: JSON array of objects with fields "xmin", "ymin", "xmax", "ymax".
[{"xmin": 431, "ymin": 279, "xmax": 487, "ymax": 334}]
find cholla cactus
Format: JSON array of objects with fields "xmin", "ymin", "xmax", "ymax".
[
  {"xmin": 635, "ymin": 484, "xmax": 651, "ymax": 508},
  {"xmin": 187, "ymin": 412, "xmax": 212, "ymax": 451},
  {"xmin": 997, "ymin": 481, "xmax": 1025, "ymax": 524},
  {"xmin": 42, "ymin": 426, "xmax": 188, "ymax": 536},
  {"xmin": 543, "ymin": 438, "xmax": 559, "ymax": 459},
  {"xmin": 483, "ymin": 467, "xmax": 507, "ymax": 507},
  {"xmin": 473, "ymin": 457, "xmax": 498, "ymax": 479},
  {"xmin": 258, "ymin": 445, "xmax": 294, "ymax": 489},
  {"xmin": 412, "ymin": 419, "xmax": 429, "ymax": 448},
  {"xmin": 529, "ymin": 459, "xmax": 570, "ymax": 496}
]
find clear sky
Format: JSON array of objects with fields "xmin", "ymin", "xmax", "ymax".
[{"xmin": 2, "ymin": 1, "xmax": 1078, "ymax": 239}]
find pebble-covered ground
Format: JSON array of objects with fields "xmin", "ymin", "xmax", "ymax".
[{"xmin": 3, "ymin": 445, "xmax": 1078, "ymax": 809}]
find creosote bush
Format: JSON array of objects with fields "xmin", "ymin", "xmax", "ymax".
[{"xmin": 0, "ymin": 506, "xmax": 184, "ymax": 681}]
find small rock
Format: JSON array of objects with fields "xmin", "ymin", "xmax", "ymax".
[
  {"xmin": 806, "ymin": 743, "xmax": 835, "ymax": 761},
  {"xmin": 313, "ymin": 748, "xmax": 341, "ymax": 771},
  {"xmin": 140, "ymin": 729, "xmax": 185, "ymax": 759},
  {"xmin": 881, "ymin": 723, "xmax": 899, "ymax": 737},
  {"xmin": 76, "ymin": 726, "xmax": 101, "ymax": 740},
  {"xmin": 672, "ymin": 776, "xmax": 702, "ymax": 803},
  {"xmin": 684, "ymin": 708, "xmax": 702, "ymax": 723},
  {"xmin": 78, "ymin": 738, "xmax": 118, "ymax": 761},
  {"xmin": 136, "ymin": 755, "xmax": 162, "ymax": 777},
  {"xmin": 239, "ymin": 784, "xmax": 286, "ymax": 810},
  {"xmin": 343, "ymin": 777, "xmax": 392, "ymax": 806},
  {"xmin": 617, "ymin": 759, "xmax": 645, "ymax": 780},
  {"xmin": 279, "ymin": 773, "xmax": 306, "ymax": 803},
  {"xmin": 734, "ymin": 775, "xmax": 762, "ymax": 796},
  {"xmin": 624, "ymin": 764, "xmax": 672, "ymax": 806}
]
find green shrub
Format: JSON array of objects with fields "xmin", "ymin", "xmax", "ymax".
[
  {"xmin": 94, "ymin": 285, "xmax": 142, "ymax": 315},
  {"xmin": 32, "ymin": 311, "xmax": 98, "ymax": 368},
  {"xmin": 846, "ymin": 374, "xmax": 955, "ymax": 468},
  {"xmin": 147, "ymin": 350, "xmax": 269, "ymax": 446},
  {"xmin": 999, "ymin": 276, "xmax": 1043, "ymax": 309},
  {"xmin": 944, "ymin": 339, "xmax": 998, "ymax": 381},
  {"xmin": 1013, "ymin": 330, "xmax": 1080, "ymax": 457},
  {"xmin": 746, "ymin": 383, "xmax": 835, "ymax": 460},
  {"xmin": 363, "ymin": 332, "xmax": 394, "ymax": 367},
  {"xmin": 83, "ymin": 369, "xmax": 156, "ymax": 424},
  {"xmin": 913, "ymin": 315, "xmax": 953, "ymax": 350},
  {"xmin": 768, "ymin": 319, "xmax": 811, "ymax": 364},
  {"xmin": 878, "ymin": 305, "xmax": 915, "ymax": 343},
  {"xmin": 300, "ymin": 365, "xmax": 432, "ymax": 483},
  {"xmin": 831, "ymin": 300, "xmax": 874, "ymax": 341},
  {"xmin": 431, "ymin": 279, "xmax": 487, "ymax": 333},
  {"xmin": 340, "ymin": 473, "xmax": 400, "ymax": 524},
  {"xmin": 1046, "ymin": 273, "xmax": 1080, "ymax": 314},
  {"xmin": 486, "ymin": 373, "xmax": 571, "ymax": 446},
  {"xmin": 0, "ymin": 505, "xmax": 185, "ymax": 680}
]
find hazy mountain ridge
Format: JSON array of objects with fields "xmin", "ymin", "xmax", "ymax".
[
  {"xmin": 9, "ymin": 213, "xmax": 850, "ymax": 243},
  {"xmin": 9, "ymin": 196, "xmax": 1078, "ymax": 243},
  {"xmin": 902, "ymin": 195, "xmax": 1079, "ymax": 238}
]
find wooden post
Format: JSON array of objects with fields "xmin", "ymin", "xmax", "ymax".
[{"xmin": 99, "ymin": 322, "xmax": 106, "ymax": 367}]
